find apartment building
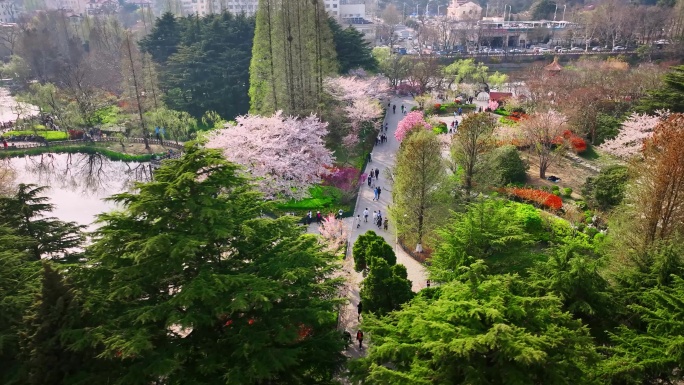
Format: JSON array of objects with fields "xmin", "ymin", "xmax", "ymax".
[{"xmin": 180, "ymin": 0, "xmax": 258, "ymax": 17}]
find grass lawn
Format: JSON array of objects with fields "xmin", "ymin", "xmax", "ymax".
[{"xmin": 3, "ymin": 130, "xmax": 69, "ymax": 141}]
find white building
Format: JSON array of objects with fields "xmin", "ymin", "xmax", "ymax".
[
  {"xmin": 323, "ymin": 0, "xmax": 340, "ymax": 18},
  {"xmin": 44, "ymin": 0, "xmax": 87, "ymax": 14},
  {"xmin": 179, "ymin": 0, "xmax": 355, "ymax": 19},
  {"xmin": 447, "ymin": 0, "xmax": 482, "ymax": 21}
]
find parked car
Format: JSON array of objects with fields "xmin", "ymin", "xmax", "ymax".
[
  {"xmin": 539, "ymin": 48, "xmax": 552, "ymax": 53},
  {"xmin": 570, "ymin": 47, "xmax": 584, "ymax": 52},
  {"xmin": 508, "ymin": 48, "xmax": 524, "ymax": 53},
  {"xmin": 591, "ymin": 46, "xmax": 604, "ymax": 51},
  {"xmin": 559, "ymin": 48, "xmax": 569, "ymax": 53},
  {"xmin": 492, "ymin": 48, "xmax": 504, "ymax": 54},
  {"xmin": 612, "ymin": 45, "xmax": 626, "ymax": 51},
  {"xmin": 554, "ymin": 46, "xmax": 563, "ymax": 52}
]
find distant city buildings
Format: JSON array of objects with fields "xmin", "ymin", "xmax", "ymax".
[{"xmin": 446, "ymin": 0, "xmax": 482, "ymax": 21}]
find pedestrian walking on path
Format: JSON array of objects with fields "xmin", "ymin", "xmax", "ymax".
[
  {"xmin": 383, "ymin": 218, "xmax": 389, "ymax": 230},
  {"xmin": 357, "ymin": 330, "xmax": 364, "ymax": 349},
  {"xmin": 393, "ymin": 104, "xmax": 396, "ymax": 114},
  {"xmin": 356, "ymin": 215, "xmax": 361, "ymax": 228},
  {"xmin": 374, "ymin": 168, "xmax": 379, "ymax": 179},
  {"xmin": 363, "ymin": 208, "xmax": 369, "ymax": 222},
  {"xmin": 357, "ymin": 301, "xmax": 363, "ymax": 321}
]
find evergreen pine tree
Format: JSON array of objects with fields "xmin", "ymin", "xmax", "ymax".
[
  {"xmin": 79, "ymin": 146, "xmax": 345, "ymax": 384},
  {"xmin": 360, "ymin": 258, "xmax": 413, "ymax": 316},
  {"xmin": 0, "ymin": 184, "xmax": 84, "ymax": 261},
  {"xmin": 249, "ymin": 0, "xmax": 338, "ymax": 115},
  {"xmin": 327, "ymin": 17, "xmax": 378, "ymax": 74}
]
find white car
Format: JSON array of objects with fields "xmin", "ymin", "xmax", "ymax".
[
  {"xmin": 559, "ymin": 48, "xmax": 569, "ymax": 53},
  {"xmin": 591, "ymin": 46, "xmax": 604, "ymax": 51},
  {"xmin": 539, "ymin": 48, "xmax": 552, "ymax": 53},
  {"xmin": 570, "ymin": 47, "xmax": 584, "ymax": 52},
  {"xmin": 612, "ymin": 45, "xmax": 626, "ymax": 51}
]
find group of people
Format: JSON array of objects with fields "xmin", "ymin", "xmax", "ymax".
[
  {"xmin": 367, "ymin": 167, "xmax": 380, "ymax": 188},
  {"xmin": 390, "ymin": 103, "xmax": 408, "ymax": 115},
  {"xmin": 357, "ymin": 208, "xmax": 388, "ymax": 231},
  {"xmin": 0, "ymin": 120, "xmax": 14, "ymax": 130},
  {"xmin": 375, "ymin": 133, "xmax": 388, "ymax": 145}
]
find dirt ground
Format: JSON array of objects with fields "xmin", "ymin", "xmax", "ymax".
[{"xmin": 522, "ymin": 151, "xmax": 598, "ymax": 199}]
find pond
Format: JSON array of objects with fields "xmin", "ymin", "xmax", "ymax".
[{"xmin": 3, "ymin": 152, "xmax": 153, "ymax": 228}]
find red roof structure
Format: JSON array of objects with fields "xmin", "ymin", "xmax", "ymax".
[
  {"xmin": 489, "ymin": 92, "xmax": 513, "ymax": 102},
  {"xmin": 544, "ymin": 56, "xmax": 563, "ymax": 72}
]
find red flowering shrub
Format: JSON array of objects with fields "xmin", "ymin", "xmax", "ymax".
[
  {"xmin": 68, "ymin": 130, "xmax": 84, "ymax": 139},
  {"xmin": 507, "ymin": 188, "xmax": 563, "ymax": 210},
  {"xmin": 570, "ymin": 136, "xmax": 587, "ymax": 153},
  {"xmin": 552, "ymin": 130, "xmax": 588, "ymax": 154},
  {"xmin": 321, "ymin": 166, "xmax": 363, "ymax": 202},
  {"xmin": 434, "ymin": 103, "xmax": 442, "ymax": 110}
]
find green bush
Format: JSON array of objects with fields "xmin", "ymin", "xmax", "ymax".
[
  {"xmin": 439, "ymin": 106, "xmax": 447, "ymax": 113},
  {"xmin": 594, "ymin": 113, "xmax": 622, "ymax": 146},
  {"xmin": 432, "ymin": 122, "xmax": 448, "ymax": 134},
  {"xmin": 411, "ymin": 106, "xmax": 419, "ymax": 111},
  {"xmin": 552, "ymin": 185, "xmax": 560, "ymax": 192},
  {"xmin": 4, "ymin": 130, "xmax": 69, "ymax": 141},
  {"xmin": 584, "ymin": 226, "xmax": 599, "ymax": 238},
  {"xmin": 563, "ymin": 187, "xmax": 573, "ymax": 197},
  {"xmin": 582, "ymin": 165, "xmax": 629, "ymax": 210},
  {"xmin": 479, "ymin": 145, "xmax": 528, "ymax": 186},
  {"xmin": 552, "ymin": 190, "xmax": 561, "ymax": 196},
  {"xmin": 513, "ymin": 203, "xmax": 543, "ymax": 234}
]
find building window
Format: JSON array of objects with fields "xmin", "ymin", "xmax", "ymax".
[{"xmin": 332, "ymin": 3, "xmax": 337, "ymax": 7}]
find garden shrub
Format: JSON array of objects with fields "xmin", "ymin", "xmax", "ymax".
[
  {"xmin": 585, "ymin": 226, "xmax": 599, "ymax": 238},
  {"xmin": 595, "ymin": 113, "xmax": 622, "ymax": 145},
  {"xmin": 68, "ymin": 130, "xmax": 84, "ymax": 139},
  {"xmin": 480, "ymin": 145, "xmax": 528, "ymax": 185},
  {"xmin": 411, "ymin": 106, "xmax": 419, "ymax": 111},
  {"xmin": 433, "ymin": 122, "xmax": 448, "ymax": 134},
  {"xmin": 563, "ymin": 187, "xmax": 573, "ymax": 197},
  {"xmin": 513, "ymin": 203, "xmax": 543, "ymax": 233},
  {"xmin": 439, "ymin": 106, "xmax": 447, "ymax": 113},
  {"xmin": 582, "ymin": 165, "xmax": 629, "ymax": 210},
  {"xmin": 3, "ymin": 130, "xmax": 69, "ymax": 141},
  {"xmin": 506, "ymin": 188, "xmax": 563, "ymax": 210}
]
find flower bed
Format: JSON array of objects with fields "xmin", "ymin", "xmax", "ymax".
[
  {"xmin": 505, "ymin": 187, "xmax": 563, "ymax": 210},
  {"xmin": 554, "ymin": 130, "xmax": 587, "ymax": 154}
]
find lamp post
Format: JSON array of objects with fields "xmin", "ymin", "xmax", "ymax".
[
  {"xmin": 437, "ymin": 4, "xmax": 442, "ymax": 16},
  {"xmin": 485, "ymin": 3, "xmax": 488, "ymax": 17},
  {"xmin": 553, "ymin": 3, "xmax": 558, "ymax": 21},
  {"xmin": 416, "ymin": 4, "xmax": 419, "ymax": 16},
  {"xmin": 562, "ymin": 4, "xmax": 567, "ymax": 21}
]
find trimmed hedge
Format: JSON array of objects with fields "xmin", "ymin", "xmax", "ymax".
[{"xmin": 3, "ymin": 130, "xmax": 69, "ymax": 141}]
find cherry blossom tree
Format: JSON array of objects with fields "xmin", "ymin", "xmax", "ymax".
[
  {"xmin": 520, "ymin": 110, "xmax": 568, "ymax": 178},
  {"xmin": 395, "ymin": 111, "xmax": 431, "ymax": 142},
  {"xmin": 323, "ymin": 75, "xmax": 390, "ymax": 105},
  {"xmin": 206, "ymin": 111, "xmax": 334, "ymax": 199},
  {"xmin": 345, "ymin": 97, "xmax": 383, "ymax": 134},
  {"xmin": 318, "ymin": 214, "xmax": 349, "ymax": 253},
  {"xmin": 600, "ymin": 112, "xmax": 665, "ymax": 159}
]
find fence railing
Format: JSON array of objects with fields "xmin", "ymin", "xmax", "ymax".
[{"xmin": 2, "ymin": 137, "xmax": 185, "ymax": 151}]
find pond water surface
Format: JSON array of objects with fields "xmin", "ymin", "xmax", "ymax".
[{"xmin": 3, "ymin": 153, "xmax": 152, "ymax": 228}]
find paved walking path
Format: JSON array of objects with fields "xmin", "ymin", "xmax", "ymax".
[{"xmin": 337, "ymin": 96, "xmax": 429, "ymax": 358}]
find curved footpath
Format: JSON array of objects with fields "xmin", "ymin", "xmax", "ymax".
[{"xmin": 308, "ymin": 96, "xmax": 429, "ymax": 360}]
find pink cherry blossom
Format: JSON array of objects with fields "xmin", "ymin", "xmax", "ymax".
[
  {"xmin": 488, "ymin": 100, "xmax": 500, "ymax": 111},
  {"xmin": 600, "ymin": 111, "xmax": 666, "ymax": 159},
  {"xmin": 206, "ymin": 111, "xmax": 334, "ymax": 200},
  {"xmin": 323, "ymin": 75, "xmax": 390, "ymax": 105},
  {"xmin": 345, "ymin": 97, "xmax": 383, "ymax": 130},
  {"xmin": 318, "ymin": 213, "xmax": 349, "ymax": 253},
  {"xmin": 395, "ymin": 111, "xmax": 431, "ymax": 142}
]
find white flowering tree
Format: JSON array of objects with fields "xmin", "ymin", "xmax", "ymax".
[
  {"xmin": 324, "ymin": 75, "xmax": 389, "ymax": 150},
  {"xmin": 318, "ymin": 214, "xmax": 349, "ymax": 253},
  {"xmin": 206, "ymin": 111, "xmax": 333, "ymax": 199},
  {"xmin": 600, "ymin": 112, "xmax": 665, "ymax": 159}
]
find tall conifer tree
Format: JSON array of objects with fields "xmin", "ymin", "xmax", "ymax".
[{"xmin": 249, "ymin": 0, "xmax": 338, "ymax": 115}]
